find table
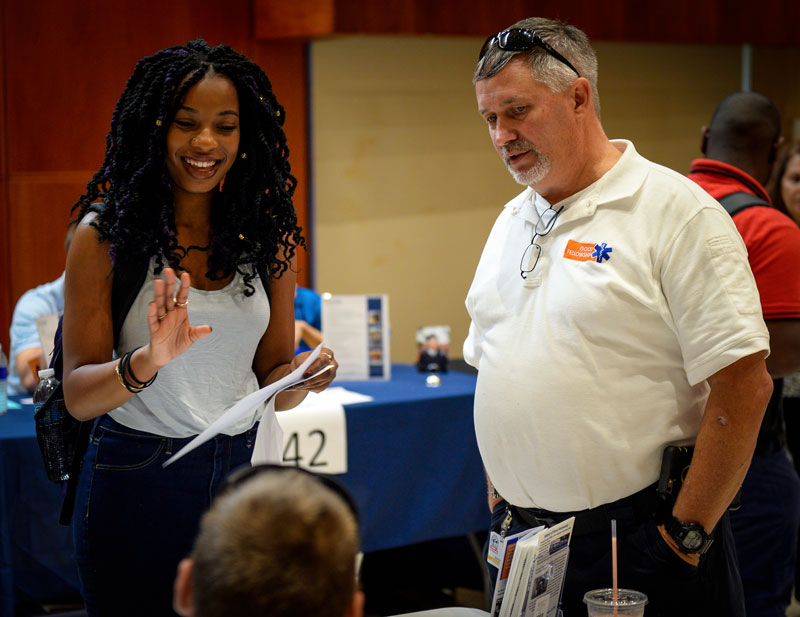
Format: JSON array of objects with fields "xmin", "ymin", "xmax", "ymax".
[{"xmin": 0, "ymin": 365, "xmax": 486, "ymax": 616}]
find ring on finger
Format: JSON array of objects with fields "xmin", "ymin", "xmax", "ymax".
[
  {"xmin": 157, "ymin": 313, "xmax": 167, "ymax": 321},
  {"xmin": 320, "ymin": 352, "xmax": 333, "ymax": 361},
  {"xmin": 174, "ymin": 299, "xmax": 189, "ymax": 308}
]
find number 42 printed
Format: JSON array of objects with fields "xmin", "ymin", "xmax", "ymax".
[
  {"xmin": 282, "ymin": 429, "xmax": 327, "ymax": 468},
  {"xmin": 276, "ymin": 405, "xmax": 348, "ymax": 474}
]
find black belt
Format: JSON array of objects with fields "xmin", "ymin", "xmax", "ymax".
[{"xmin": 511, "ymin": 483, "xmax": 663, "ymax": 538}]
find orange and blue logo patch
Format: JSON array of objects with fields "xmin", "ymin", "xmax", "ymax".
[{"xmin": 564, "ymin": 240, "xmax": 613, "ymax": 263}]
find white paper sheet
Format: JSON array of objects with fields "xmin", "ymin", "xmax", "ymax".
[
  {"xmin": 297, "ymin": 386, "xmax": 373, "ymax": 407},
  {"xmin": 162, "ymin": 345, "xmax": 323, "ymax": 468},
  {"xmin": 252, "ymin": 397, "xmax": 283, "ymax": 464}
]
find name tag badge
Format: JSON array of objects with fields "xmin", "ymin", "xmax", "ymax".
[{"xmin": 487, "ymin": 531, "xmax": 504, "ymax": 568}]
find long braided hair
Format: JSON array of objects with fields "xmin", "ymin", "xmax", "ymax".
[{"xmin": 73, "ymin": 39, "xmax": 303, "ymax": 295}]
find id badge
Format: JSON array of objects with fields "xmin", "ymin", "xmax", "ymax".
[{"xmin": 487, "ymin": 531, "xmax": 503, "ymax": 568}]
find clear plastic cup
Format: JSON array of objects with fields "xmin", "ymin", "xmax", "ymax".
[{"xmin": 583, "ymin": 588, "xmax": 648, "ymax": 616}]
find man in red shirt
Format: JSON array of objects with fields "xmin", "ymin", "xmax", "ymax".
[{"xmin": 689, "ymin": 91, "xmax": 800, "ymax": 617}]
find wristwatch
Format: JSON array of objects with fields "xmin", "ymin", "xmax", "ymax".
[{"xmin": 666, "ymin": 517, "xmax": 713, "ymax": 554}]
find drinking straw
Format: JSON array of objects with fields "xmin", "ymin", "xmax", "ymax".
[{"xmin": 611, "ymin": 519, "xmax": 618, "ymax": 615}]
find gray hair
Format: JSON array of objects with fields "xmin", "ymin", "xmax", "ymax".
[{"xmin": 474, "ymin": 17, "xmax": 600, "ymax": 116}]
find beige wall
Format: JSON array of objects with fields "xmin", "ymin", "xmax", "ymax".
[{"xmin": 310, "ymin": 36, "xmax": 789, "ymax": 363}]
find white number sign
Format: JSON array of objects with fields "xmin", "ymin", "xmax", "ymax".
[{"xmin": 276, "ymin": 404, "xmax": 347, "ymax": 474}]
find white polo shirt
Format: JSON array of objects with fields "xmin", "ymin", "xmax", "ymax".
[{"xmin": 464, "ymin": 140, "xmax": 769, "ymax": 511}]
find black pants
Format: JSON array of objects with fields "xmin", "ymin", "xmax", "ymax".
[
  {"xmin": 729, "ymin": 449, "xmax": 800, "ymax": 617},
  {"xmin": 484, "ymin": 491, "xmax": 745, "ymax": 617},
  {"xmin": 782, "ymin": 395, "xmax": 800, "ymax": 601}
]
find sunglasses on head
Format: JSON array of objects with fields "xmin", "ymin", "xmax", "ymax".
[
  {"xmin": 221, "ymin": 463, "xmax": 360, "ymax": 523},
  {"xmin": 479, "ymin": 28, "xmax": 581, "ymax": 79}
]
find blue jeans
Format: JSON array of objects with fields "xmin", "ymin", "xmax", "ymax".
[
  {"xmin": 72, "ymin": 415, "xmax": 257, "ymax": 617},
  {"xmin": 484, "ymin": 493, "xmax": 744, "ymax": 617}
]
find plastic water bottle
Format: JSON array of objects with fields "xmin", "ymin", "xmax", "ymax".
[
  {"xmin": 0, "ymin": 344, "xmax": 7, "ymax": 415},
  {"xmin": 33, "ymin": 368, "xmax": 59, "ymax": 411}
]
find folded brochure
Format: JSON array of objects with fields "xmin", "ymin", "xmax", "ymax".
[{"xmin": 492, "ymin": 516, "xmax": 575, "ymax": 617}]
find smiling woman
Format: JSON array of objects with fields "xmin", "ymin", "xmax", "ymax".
[{"xmin": 61, "ymin": 40, "xmax": 339, "ymax": 616}]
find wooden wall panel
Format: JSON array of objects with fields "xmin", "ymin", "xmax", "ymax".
[
  {"xmin": 338, "ymin": 0, "xmax": 800, "ymax": 45},
  {"xmin": 254, "ymin": 0, "xmax": 800, "ymax": 45},
  {"xmin": 7, "ymin": 174, "xmax": 88, "ymax": 299},
  {"xmin": 4, "ymin": 0, "xmax": 254, "ymax": 174},
  {"xmin": 0, "ymin": 0, "xmax": 311, "ymax": 352},
  {"xmin": 254, "ymin": 0, "xmax": 334, "ymax": 39},
  {"xmin": 0, "ymin": 0, "xmax": 9, "ymax": 353}
]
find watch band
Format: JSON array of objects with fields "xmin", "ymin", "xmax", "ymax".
[{"xmin": 666, "ymin": 517, "xmax": 713, "ymax": 554}]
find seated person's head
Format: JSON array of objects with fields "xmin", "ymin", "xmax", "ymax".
[{"xmin": 174, "ymin": 465, "xmax": 363, "ymax": 617}]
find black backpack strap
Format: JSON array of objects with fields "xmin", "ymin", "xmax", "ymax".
[
  {"xmin": 50, "ymin": 317, "xmax": 65, "ymax": 379},
  {"xmin": 111, "ymin": 255, "xmax": 151, "ymax": 348},
  {"xmin": 718, "ymin": 191, "xmax": 771, "ymax": 217}
]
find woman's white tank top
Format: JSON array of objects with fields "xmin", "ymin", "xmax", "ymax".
[{"xmin": 109, "ymin": 257, "xmax": 270, "ymax": 437}]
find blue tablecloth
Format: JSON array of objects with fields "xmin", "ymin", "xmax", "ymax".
[
  {"xmin": 337, "ymin": 366, "xmax": 486, "ymax": 553},
  {"xmin": 0, "ymin": 365, "xmax": 486, "ymax": 615}
]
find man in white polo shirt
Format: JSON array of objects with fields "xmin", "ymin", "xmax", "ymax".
[{"xmin": 464, "ymin": 16, "xmax": 773, "ymax": 617}]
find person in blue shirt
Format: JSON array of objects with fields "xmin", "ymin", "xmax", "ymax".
[{"xmin": 294, "ymin": 284, "xmax": 322, "ymax": 353}]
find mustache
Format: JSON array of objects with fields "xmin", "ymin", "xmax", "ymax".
[{"xmin": 501, "ymin": 139, "xmax": 539, "ymax": 161}]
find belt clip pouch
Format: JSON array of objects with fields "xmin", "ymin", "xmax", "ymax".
[
  {"xmin": 656, "ymin": 445, "xmax": 693, "ymax": 500},
  {"xmin": 656, "ymin": 445, "xmax": 742, "ymax": 510}
]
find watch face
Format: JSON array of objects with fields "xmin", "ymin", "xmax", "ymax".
[{"xmin": 683, "ymin": 529, "xmax": 704, "ymax": 550}]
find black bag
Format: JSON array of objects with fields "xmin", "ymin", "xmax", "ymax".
[{"xmin": 33, "ymin": 378, "xmax": 77, "ymax": 483}]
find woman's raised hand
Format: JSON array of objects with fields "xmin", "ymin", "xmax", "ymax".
[{"xmin": 146, "ymin": 268, "xmax": 212, "ymax": 368}]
